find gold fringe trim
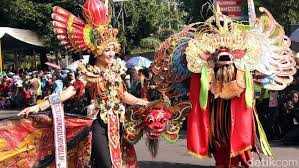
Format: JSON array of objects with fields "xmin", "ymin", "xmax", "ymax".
[
  {"xmin": 187, "ymin": 150, "xmax": 210, "ymax": 159},
  {"xmin": 230, "ymin": 145, "xmax": 252, "ymax": 158}
]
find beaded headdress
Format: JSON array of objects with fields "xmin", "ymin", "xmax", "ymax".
[{"xmin": 51, "ymin": 0, "xmax": 120, "ymax": 56}]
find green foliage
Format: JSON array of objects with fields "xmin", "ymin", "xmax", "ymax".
[
  {"xmin": 181, "ymin": 0, "xmax": 214, "ymax": 23},
  {"xmin": 0, "ymin": 0, "xmax": 82, "ymax": 49},
  {"xmin": 181, "ymin": 0, "xmax": 299, "ymax": 32},
  {"xmin": 157, "ymin": 28, "xmax": 176, "ymax": 41},
  {"xmin": 254, "ymin": 0, "xmax": 299, "ymax": 32},
  {"xmin": 140, "ymin": 37, "xmax": 161, "ymax": 49},
  {"xmin": 1, "ymin": 0, "xmax": 298, "ymax": 53},
  {"xmin": 129, "ymin": 47, "xmax": 155, "ymax": 55},
  {"xmin": 0, "ymin": 0, "xmax": 186, "ymax": 53},
  {"xmin": 123, "ymin": 0, "xmax": 186, "ymax": 50}
]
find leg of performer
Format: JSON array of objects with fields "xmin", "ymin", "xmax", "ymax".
[
  {"xmin": 239, "ymin": 151, "xmax": 251, "ymax": 168},
  {"xmin": 91, "ymin": 119, "xmax": 112, "ymax": 168},
  {"xmin": 230, "ymin": 151, "xmax": 252, "ymax": 168},
  {"xmin": 215, "ymin": 145, "xmax": 231, "ymax": 168},
  {"xmin": 230, "ymin": 156, "xmax": 241, "ymax": 168}
]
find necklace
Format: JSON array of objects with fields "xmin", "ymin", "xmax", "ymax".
[{"xmin": 94, "ymin": 58, "xmax": 127, "ymax": 123}]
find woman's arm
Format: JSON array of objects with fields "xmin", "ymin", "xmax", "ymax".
[
  {"xmin": 18, "ymin": 85, "xmax": 77, "ymax": 117},
  {"xmin": 121, "ymin": 91, "xmax": 149, "ymax": 106}
]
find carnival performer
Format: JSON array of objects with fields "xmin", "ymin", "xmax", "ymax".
[
  {"xmin": 18, "ymin": 0, "xmax": 149, "ymax": 167},
  {"xmin": 149, "ymin": 1, "xmax": 297, "ymax": 167}
]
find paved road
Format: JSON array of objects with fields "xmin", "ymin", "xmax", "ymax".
[
  {"xmin": 136, "ymin": 137, "xmax": 214, "ymax": 168},
  {"xmin": 1, "ymin": 110, "xmax": 299, "ymax": 167},
  {"xmin": 135, "ymin": 138, "xmax": 299, "ymax": 168}
]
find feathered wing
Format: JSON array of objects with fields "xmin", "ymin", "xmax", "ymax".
[
  {"xmin": 151, "ymin": 27, "xmax": 194, "ymax": 97},
  {"xmin": 52, "ymin": 6, "xmax": 95, "ymax": 53},
  {"xmin": 241, "ymin": 8, "xmax": 297, "ymax": 90},
  {"xmin": 0, "ymin": 114, "xmax": 92, "ymax": 167}
]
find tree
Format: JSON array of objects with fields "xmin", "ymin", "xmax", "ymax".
[
  {"xmin": 181, "ymin": 0, "xmax": 299, "ymax": 32},
  {"xmin": 254, "ymin": 0, "xmax": 299, "ymax": 32},
  {"xmin": 2, "ymin": 0, "xmax": 296, "ymax": 53},
  {"xmin": 123, "ymin": 0, "xmax": 186, "ymax": 51},
  {"xmin": 181, "ymin": 0, "xmax": 214, "ymax": 23},
  {"xmin": 0, "ymin": 0, "xmax": 186, "ymax": 53},
  {"xmin": 0, "ymin": 0, "xmax": 83, "ymax": 49}
]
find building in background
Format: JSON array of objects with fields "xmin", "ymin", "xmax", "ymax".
[{"xmin": 0, "ymin": 27, "xmax": 45, "ymax": 71}]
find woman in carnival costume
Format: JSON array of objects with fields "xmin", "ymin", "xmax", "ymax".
[
  {"xmin": 19, "ymin": 0, "xmax": 149, "ymax": 167},
  {"xmin": 150, "ymin": 1, "xmax": 297, "ymax": 167}
]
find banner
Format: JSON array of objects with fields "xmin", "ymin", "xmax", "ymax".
[
  {"xmin": 0, "ymin": 114, "xmax": 92, "ymax": 167},
  {"xmin": 217, "ymin": 0, "xmax": 243, "ymax": 19}
]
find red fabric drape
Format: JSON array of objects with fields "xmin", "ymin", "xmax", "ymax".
[
  {"xmin": 187, "ymin": 74, "xmax": 255, "ymax": 161},
  {"xmin": 230, "ymin": 93, "xmax": 255, "ymax": 157},
  {"xmin": 187, "ymin": 74, "xmax": 210, "ymax": 158}
]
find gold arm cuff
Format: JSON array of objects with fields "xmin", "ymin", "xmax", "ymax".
[{"xmin": 37, "ymin": 99, "xmax": 50, "ymax": 111}]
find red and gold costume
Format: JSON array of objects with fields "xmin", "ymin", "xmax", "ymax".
[
  {"xmin": 51, "ymin": 0, "xmax": 138, "ymax": 167},
  {"xmin": 0, "ymin": 0, "xmax": 138, "ymax": 168},
  {"xmin": 149, "ymin": 1, "xmax": 297, "ymax": 167}
]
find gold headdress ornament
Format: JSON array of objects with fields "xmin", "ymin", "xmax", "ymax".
[
  {"xmin": 185, "ymin": 1, "xmax": 296, "ymax": 91},
  {"xmin": 147, "ymin": 1, "xmax": 297, "ymax": 161},
  {"xmin": 51, "ymin": 0, "xmax": 120, "ymax": 56}
]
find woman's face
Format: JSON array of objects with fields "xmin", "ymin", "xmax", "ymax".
[{"xmin": 99, "ymin": 44, "xmax": 116, "ymax": 66}]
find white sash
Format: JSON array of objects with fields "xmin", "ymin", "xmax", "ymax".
[{"xmin": 49, "ymin": 94, "xmax": 67, "ymax": 168}]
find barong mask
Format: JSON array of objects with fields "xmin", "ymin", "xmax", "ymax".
[
  {"xmin": 147, "ymin": 2, "xmax": 298, "ymax": 158},
  {"xmin": 124, "ymin": 101, "xmax": 191, "ymax": 157},
  {"xmin": 52, "ymin": 0, "xmax": 121, "ymax": 56},
  {"xmin": 185, "ymin": 5, "xmax": 296, "ymax": 103}
]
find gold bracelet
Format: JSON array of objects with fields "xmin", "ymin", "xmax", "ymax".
[
  {"xmin": 30, "ymin": 105, "xmax": 40, "ymax": 113},
  {"xmin": 37, "ymin": 99, "xmax": 50, "ymax": 111}
]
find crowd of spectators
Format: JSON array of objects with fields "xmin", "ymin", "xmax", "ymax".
[
  {"xmin": 255, "ymin": 74, "xmax": 299, "ymax": 144},
  {"xmin": 0, "ymin": 69, "xmax": 75, "ymax": 110},
  {"xmin": 1, "ymin": 65, "xmax": 298, "ymax": 144}
]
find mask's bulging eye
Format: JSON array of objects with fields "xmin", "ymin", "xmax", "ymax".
[
  {"xmin": 159, "ymin": 118, "xmax": 167, "ymax": 124},
  {"xmin": 200, "ymin": 53, "xmax": 211, "ymax": 61},
  {"xmin": 232, "ymin": 50, "xmax": 246, "ymax": 59},
  {"xmin": 146, "ymin": 116, "xmax": 154, "ymax": 124}
]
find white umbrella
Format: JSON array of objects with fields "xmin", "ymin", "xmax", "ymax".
[
  {"xmin": 126, "ymin": 56, "xmax": 152, "ymax": 69},
  {"xmin": 291, "ymin": 28, "xmax": 299, "ymax": 42}
]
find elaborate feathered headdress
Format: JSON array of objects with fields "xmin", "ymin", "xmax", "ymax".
[
  {"xmin": 151, "ymin": 1, "xmax": 297, "ymax": 107},
  {"xmin": 51, "ymin": 0, "xmax": 120, "ymax": 55},
  {"xmin": 149, "ymin": 1, "xmax": 297, "ymax": 158}
]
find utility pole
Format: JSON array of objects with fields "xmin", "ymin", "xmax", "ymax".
[
  {"xmin": 247, "ymin": 0, "xmax": 256, "ymax": 26},
  {"xmin": 112, "ymin": 0, "xmax": 129, "ymax": 53}
]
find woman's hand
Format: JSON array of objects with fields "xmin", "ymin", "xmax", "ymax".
[
  {"xmin": 18, "ymin": 105, "xmax": 40, "ymax": 118},
  {"xmin": 138, "ymin": 99, "xmax": 150, "ymax": 106}
]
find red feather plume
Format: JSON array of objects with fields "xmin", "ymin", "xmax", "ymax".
[
  {"xmin": 52, "ymin": 6, "xmax": 90, "ymax": 52},
  {"xmin": 83, "ymin": 0, "xmax": 109, "ymax": 27}
]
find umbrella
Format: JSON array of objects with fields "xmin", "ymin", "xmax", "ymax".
[
  {"xmin": 126, "ymin": 56, "xmax": 152, "ymax": 69},
  {"xmin": 291, "ymin": 28, "xmax": 299, "ymax": 42},
  {"xmin": 45, "ymin": 62, "xmax": 61, "ymax": 70}
]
